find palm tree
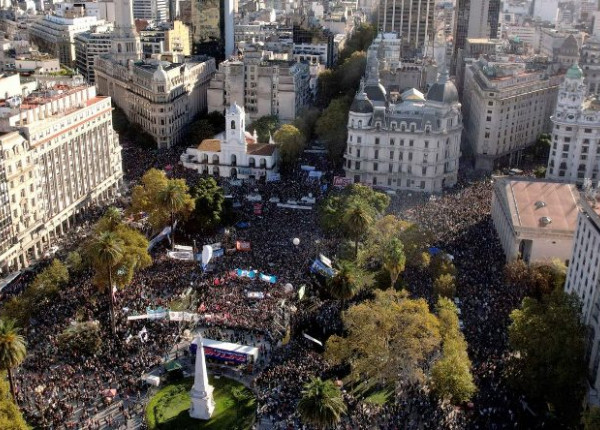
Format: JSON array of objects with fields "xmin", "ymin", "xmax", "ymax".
[
  {"xmin": 102, "ymin": 206, "xmax": 122, "ymax": 232},
  {"xmin": 0, "ymin": 319, "xmax": 26, "ymax": 403},
  {"xmin": 86, "ymin": 231, "xmax": 124, "ymax": 335},
  {"xmin": 328, "ymin": 261, "xmax": 360, "ymax": 309},
  {"xmin": 342, "ymin": 202, "xmax": 373, "ymax": 258},
  {"xmin": 158, "ymin": 181, "xmax": 192, "ymax": 249},
  {"xmin": 381, "ymin": 237, "xmax": 406, "ymax": 289},
  {"xmin": 297, "ymin": 377, "xmax": 347, "ymax": 429}
]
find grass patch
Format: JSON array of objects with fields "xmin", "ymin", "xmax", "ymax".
[{"xmin": 146, "ymin": 376, "xmax": 255, "ymax": 430}]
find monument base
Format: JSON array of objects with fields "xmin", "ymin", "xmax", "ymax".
[{"xmin": 189, "ymin": 385, "xmax": 215, "ymax": 420}]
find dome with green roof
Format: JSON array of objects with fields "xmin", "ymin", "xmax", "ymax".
[{"xmin": 566, "ymin": 64, "xmax": 583, "ymax": 80}]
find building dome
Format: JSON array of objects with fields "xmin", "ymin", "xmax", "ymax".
[
  {"xmin": 365, "ymin": 82, "xmax": 387, "ymax": 102},
  {"xmin": 566, "ymin": 64, "xmax": 583, "ymax": 80},
  {"xmin": 350, "ymin": 95, "xmax": 374, "ymax": 113},
  {"xmin": 427, "ymin": 68, "xmax": 459, "ymax": 104}
]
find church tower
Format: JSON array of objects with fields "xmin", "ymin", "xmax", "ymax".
[
  {"xmin": 111, "ymin": 0, "xmax": 141, "ymax": 64},
  {"xmin": 225, "ymin": 103, "xmax": 245, "ymax": 148},
  {"xmin": 555, "ymin": 64, "xmax": 586, "ymax": 120}
]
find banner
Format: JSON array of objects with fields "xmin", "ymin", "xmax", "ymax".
[
  {"xmin": 236, "ymin": 241, "xmax": 252, "ymax": 251},
  {"xmin": 167, "ymin": 250, "xmax": 194, "ymax": 261},
  {"xmin": 266, "ymin": 172, "xmax": 281, "ymax": 182},
  {"xmin": 254, "ymin": 203, "xmax": 263, "ymax": 215},
  {"xmin": 247, "ymin": 291, "xmax": 265, "ymax": 299},
  {"xmin": 277, "ymin": 203, "xmax": 313, "ymax": 210},
  {"xmin": 202, "ymin": 245, "xmax": 213, "ymax": 268},
  {"xmin": 308, "ymin": 170, "xmax": 323, "ymax": 179},
  {"xmin": 147, "ymin": 307, "xmax": 168, "ymax": 320},
  {"xmin": 300, "ymin": 165, "xmax": 315, "ymax": 171},
  {"xmin": 259, "ymin": 272, "xmax": 277, "ymax": 283},
  {"xmin": 298, "ymin": 285, "xmax": 306, "ymax": 300},
  {"xmin": 333, "ymin": 176, "xmax": 354, "ymax": 188},
  {"xmin": 174, "ymin": 244, "xmax": 193, "ymax": 252},
  {"xmin": 236, "ymin": 268, "xmax": 257, "ymax": 279},
  {"xmin": 148, "ymin": 226, "xmax": 171, "ymax": 251},
  {"xmin": 310, "ymin": 259, "xmax": 336, "ymax": 277},
  {"xmin": 203, "ymin": 346, "xmax": 248, "ymax": 364},
  {"xmin": 213, "ymin": 248, "xmax": 224, "ymax": 258}
]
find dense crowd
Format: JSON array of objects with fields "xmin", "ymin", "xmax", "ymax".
[{"xmin": 5, "ymin": 133, "xmax": 540, "ymax": 430}]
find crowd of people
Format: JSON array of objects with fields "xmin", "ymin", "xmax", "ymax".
[{"xmin": 4, "ymin": 132, "xmax": 542, "ymax": 430}]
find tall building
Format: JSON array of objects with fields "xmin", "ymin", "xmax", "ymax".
[
  {"xmin": 28, "ymin": 12, "xmax": 101, "ymax": 66},
  {"xmin": 452, "ymin": 0, "xmax": 501, "ymax": 67},
  {"xmin": 133, "ymin": 0, "xmax": 169, "ymax": 22},
  {"xmin": 75, "ymin": 24, "xmax": 113, "ymax": 84},
  {"xmin": 140, "ymin": 21, "xmax": 193, "ymax": 57},
  {"xmin": 462, "ymin": 58, "xmax": 562, "ymax": 171},
  {"xmin": 180, "ymin": 0, "xmax": 234, "ymax": 61},
  {"xmin": 582, "ymin": 35, "xmax": 600, "ymax": 96},
  {"xmin": 343, "ymin": 54, "xmax": 462, "ymax": 193},
  {"xmin": 95, "ymin": 0, "xmax": 216, "ymax": 148},
  {"xmin": 531, "ymin": 0, "xmax": 559, "ymax": 24},
  {"xmin": 376, "ymin": 0, "xmax": 434, "ymax": 52},
  {"xmin": 0, "ymin": 76, "xmax": 123, "ymax": 274},
  {"xmin": 564, "ymin": 190, "xmax": 600, "ymax": 403},
  {"xmin": 207, "ymin": 53, "xmax": 310, "ymax": 123},
  {"xmin": 546, "ymin": 65, "xmax": 600, "ymax": 184}
]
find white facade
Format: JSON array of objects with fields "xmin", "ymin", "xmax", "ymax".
[
  {"xmin": 74, "ymin": 24, "xmax": 113, "ymax": 84},
  {"xmin": 28, "ymin": 13, "xmax": 101, "ymax": 65},
  {"xmin": 94, "ymin": 0, "xmax": 216, "ymax": 148},
  {"xmin": 181, "ymin": 103, "xmax": 278, "ymax": 179},
  {"xmin": 491, "ymin": 178, "xmax": 580, "ymax": 263},
  {"xmin": 207, "ymin": 56, "xmax": 310, "ymax": 123},
  {"xmin": 343, "ymin": 56, "xmax": 461, "ymax": 193},
  {"xmin": 463, "ymin": 58, "xmax": 562, "ymax": 171},
  {"xmin": 0, "ymin": 78, "xmax": 123, "ymax": 274},
  {"xmin": 133, "ymin": 0, "xmax": 169, "ymax": 22},
  {"xmin": 532, "ymin": 0, "xmax": 559, "ymax": 24},
  {"xmin": 564, "ymin": 193, "xmax": 600, "ymax": 404},
  {"xmin": 546, "ymin": 65, "xmax": 600, "ymax": 185}
]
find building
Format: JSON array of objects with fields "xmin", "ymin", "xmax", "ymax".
[
  {"xmin": 181, "ymin": 103, "xmax": 278, "ymax": 179},
  {"xmin": 207, "ymin": 54, "xmax": 310, "ymax": 123},
  {"xmin": 582, "ymin": 35, "xmax": 600, "ymax": 96},
  {"xmin": 140, "ymin": 21, "xmax": 192, "ymax": 57},
  {"xmin": 94, "ymin": 0, "xmax": 216, "ymax": 148},
  {"xmin": 179, "ymin": 0, "xmax": 234, "ymax": 61},
  {"xmin": 564, "ymin": 189, "xmax": 600, "ymax": 404},
  {"xmin": 491, "ymin": 177, "xmax": 580, "ymax": 263},
  {"xmin": 0, "ymin": 76, "xmax": 123, "ymax": 274},
  {"xmin": 462, "ymin": 58, "xmax": 562, "ymax": 171},
  {"xmin": 343, "ymin": 56, "xmax": 462, "ymax": 193},
  {"xmin": 28, "ymin": 12, "xmax": 101, "ymax": 66},
  {"xmin": 531, "ymin": 0, "xmax": 559, "ymax": 24},
  {"xmin": 133, "ymin": 0, "xmax": 169, "ymax": 22},
  {"xmin": 546, "ymin": 65, "xmax": 600, "ymax": 185},
  {"xmin": 376, "ymin": 0, "xmax": 434, "ymax": 52},
  {"xmin": 539, "ymin": 28, "xmax": 583, "ymax": 67},
  {"xmin": 453, "ymin": 0, "xmax": 501, "ymax": 62},
  {"xmin": 74, "ymin": 24, "xmax": 113, "ymax": 84}
]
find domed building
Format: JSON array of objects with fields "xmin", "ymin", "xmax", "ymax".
[
  {"xmin": 343, "ymin": 66, "xmax": 462, "ymax": 193},
  {"xmin": 546, "ymin": 64, "xmax": 600, "ymax": 184}
]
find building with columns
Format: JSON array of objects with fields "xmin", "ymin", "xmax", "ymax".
[
  {"xmin": 94, "ymin": 0, "xmax": 216, "ymax": 149},
  {"xmin": 546, "ymin": 64, "xmax": 600, "ymax": 185},
  {"xmin": 0, "ymin": 75, "xmax": 123, "ymax": 275},
  {"xmin": 343, "ymin": 51, "xmax": 462, "ymax": 193},
  {"xmin": 181, "ymin": 103, "xmax": 278, "ymax": 180}
]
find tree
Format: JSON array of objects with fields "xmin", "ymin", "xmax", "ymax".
[
  {"xmin": 431, "ymin": 298, "xmax": 476, "ymax": 404},
  {"xmin": 130, "ymin": 169, "xmax": 194, "ymax": 233},
  {"xmin": 504, "ymin": 259, "xmax": 566, "ymax": 299},
  {"xmin": 65, "ymin": 251, "xmax": 84, "ymax": 273},
  {"xmin": 157, "ymin": 179, "xmax": 195, "ymax": 248},
  {"xmin": 58, "ymin": 321, "xmax": 102, "ymax": 356},
  {"xmin": 86, "ymin": 231, "xmax": 124, "ymax": 335},
  {"xmin": 0, "ymin": 372, "xmax": 27, "ymax": 430},
  {"xmin": 293, "ymin": 107, "xmax": 321, "ymax": 140},
  {"xmin": 247, "ymin": 115, "xmax": 279, "ymax": 142},
  {"xmin": 0, "ymin": 319, "xmax": 26, "ymax": 403},
  {"xmin": 508, "ymin": 290, "xmax": 587, "ymax": 425},
  {"xmin": 343, "ymin": 201, "xmax": 373, "ymax": 258},
  {"xmin": 96, "ymin": 206, "xmax": 122, "ymax": 232},
  {"xmin": 187, "ymin": 177, "xmax": 226, "ymax": 233},
  {"xmin": 273, "ymin": 124, "xmax": 306, "ymax": 168},
  {"xmin": 327, "ymin": 260, "xmax": 366, "ymax": 309},
  {"xmin": 433, "ymin": 273, "xmax": 457, "ymax": 298},
  {"xmin": 381, "ymin": 238, "xmax": 406, "ymax": 289},
  {"xmin": 297, "ymin": 377, "xmax": 347, "ymax": 429},
  {"xmin": 337, "ymin": 24, "xmax": 376, "ymax": 63},
  {"xmin": 430, "ymin": 254, "xmax": 457, "ymax": 279},
  {"xmin": 316, "ymin": 97, "xmax": 351, "ymax": 165},
  {"xmin": 326, "ymin": 289, "xmax": 441, "ymax": 387},
  {"xmin": 583, "ymin": 406, "xmax": 600, "ymax": 430},
  {"xmin": 337, "ymin": 52, "xmax": 367, "ymax": 97}
]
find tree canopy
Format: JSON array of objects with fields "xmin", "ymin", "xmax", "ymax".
[
  {"xmin": 273, "ymin": 124, "xmax": 306, "ymax": 168},
  {"xmin": 315, "ymin": 96, "xmax": 351, "ymax": 165},
  {"xmin": 248, "ymin": 115, "xmax": 279, "ymax": 143},
  {"xmin": 507, "ymin": 290, "xmax": 587, "ymax": 425},
  {"xmin": 326, "ymin": 289, "xmax": 441, "ymax": 388},
  {"xmin": 504, "ymin": 259, "xmax": 566, "ymax": 299},
  {"xmin": 297, "ymin": 377, "xmax": 347, "ymax": 429},
  {"xmin": 0, "ymin": 371, "xmax": 27, "ymax": 430},
  {"xmin": 186, "ymin": 177, "xmax": 228, "ymax": 233}
]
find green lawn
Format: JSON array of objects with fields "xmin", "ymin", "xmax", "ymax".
[{"xmin": 146, "ymin": 376, "xmax": 255, "ymax": 430}]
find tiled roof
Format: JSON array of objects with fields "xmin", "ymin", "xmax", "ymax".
[
  {"xmin": 197, "ymin": 139, "xmax": 221, "ymax": 152},
  {"xmin": 247, "ymin": 143, "xmax": 276, "ymax": 156}
]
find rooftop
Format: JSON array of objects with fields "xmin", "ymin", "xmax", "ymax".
[{"xmin": 496, "ymin": 178, "xmax": 580, "ymax": 233}]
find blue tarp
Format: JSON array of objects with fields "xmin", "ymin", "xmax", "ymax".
[
  {"xmin": 236, "ymin": 221, "xmax": 251, "ymax": 229},
  {"xmin": 259, "ymin": 273, "xmax": 277, "ymax": 283},
  {"xmin": 428, "ymin": 247, "xmax": 442, "ymax": 256},
  {"xmin": 237, "ymin": 269, "xmax": 257, "ymax": 279},
  {"xmin": 310, "ymin": 259, "xmax": 335, "ymax": 277}
]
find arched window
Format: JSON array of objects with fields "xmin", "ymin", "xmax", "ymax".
[
  {"xmin": 358, "ymin": 120, "xmax": 363, "ymax": 128},
  {"xmin": 231, "ymin": 154, "xmax": 237, "ymax": 166},
  {"xmin": 212, "ymin": 154, "xmax": 219, "ymax": 164},
  {"xmin": 202, "ymin": 154, "xmax": 208, "ymax": 163},
  {"xmin": 249, "ymin": 157, "xmax": 256, "ymax": 167},
  {"xmin": 260, "ymin": 158, "xmax": 266, "ymax": 168},
  {"xmin": 351, "ymin": 119, "xmax": 355, "ymax": 127},
  {"xmin": 231, "ymin": 120, "xmax": 236, "ymax": 129},
  {"xmin": 118, "ymin": 43, "xmax": 122, "ymax": 53}
]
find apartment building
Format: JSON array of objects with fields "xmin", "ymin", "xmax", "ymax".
[{"xmin": 74, "ymin": 24, "xmax": 113, "ymax": 84}]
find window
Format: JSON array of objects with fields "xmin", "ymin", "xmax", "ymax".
[
  {"xmin": 409, "ymin": 140, "xmax": 414, "ymax": 147},
  {"xmin": 422, "ymin": 167, "xmax": 427, "ymax": 175},
  {"xmin": 408, "ymin": 152, "xmax": 413, "ymax": 161},
  {"xmin": 357, "ymin": 137, "xmax": 362, "ymax": 144},
  {"xmin": 400, "ymin": 139, "xmax": 404, "ymax": 146},
  {"xmin": 231, "ymin": 120, "xmax": 236, "ymax": 129},
  {"xmin": 357, "ymin": 149, "xmax": 361, "ymax": 157},
  {"xmin": 374, "ymin": 149, "xmax": 379, "ymax": 159},
  {"xmin": 388, "ymin": 164, "xmax": 393, "ymax": 173},
  {"xmin": 390, "ymin": 150, "xmax": 394, "ymax": 159},
  {"xmin": 355, "ymin": 161, "xmax": 360, "ymax": 169},
  {"xmin": 375, "ymin": 138, "xmax": 380, "ymax": 145},
  {"xmin": 390, "ymin": 138, "xmax": 395, "ymax": 145},
  {"xmin": 420, "ymin": 181, "xmax": 425, "ymax": 189},
  {"xmin": 373, "ymin": 162, "xmax": 378, "ymax": 171},
  {"xmin": 424, "ymin": 141, "xmax": 429, "ymax": 148}
]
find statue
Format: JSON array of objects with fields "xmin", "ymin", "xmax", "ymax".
[{"xmin": 189, "ymin": 336, "xmax": 215, "ymax": 420}]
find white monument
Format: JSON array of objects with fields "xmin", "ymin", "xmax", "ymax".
[{"xmin": 189, "ymin": 336, "xmax": 215, "ymax": 420}]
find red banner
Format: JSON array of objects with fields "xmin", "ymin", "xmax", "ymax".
[
  {"xmin": 333, "ymin": 176, "xmax": 354, "ymax": 188},
  {"xmin": 254, "ymin": 203, "xmax": 263, "ymax": 215},
  {"xmin": 236, "ymin": 241, "xmax": 252, "ymax": 251}
]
